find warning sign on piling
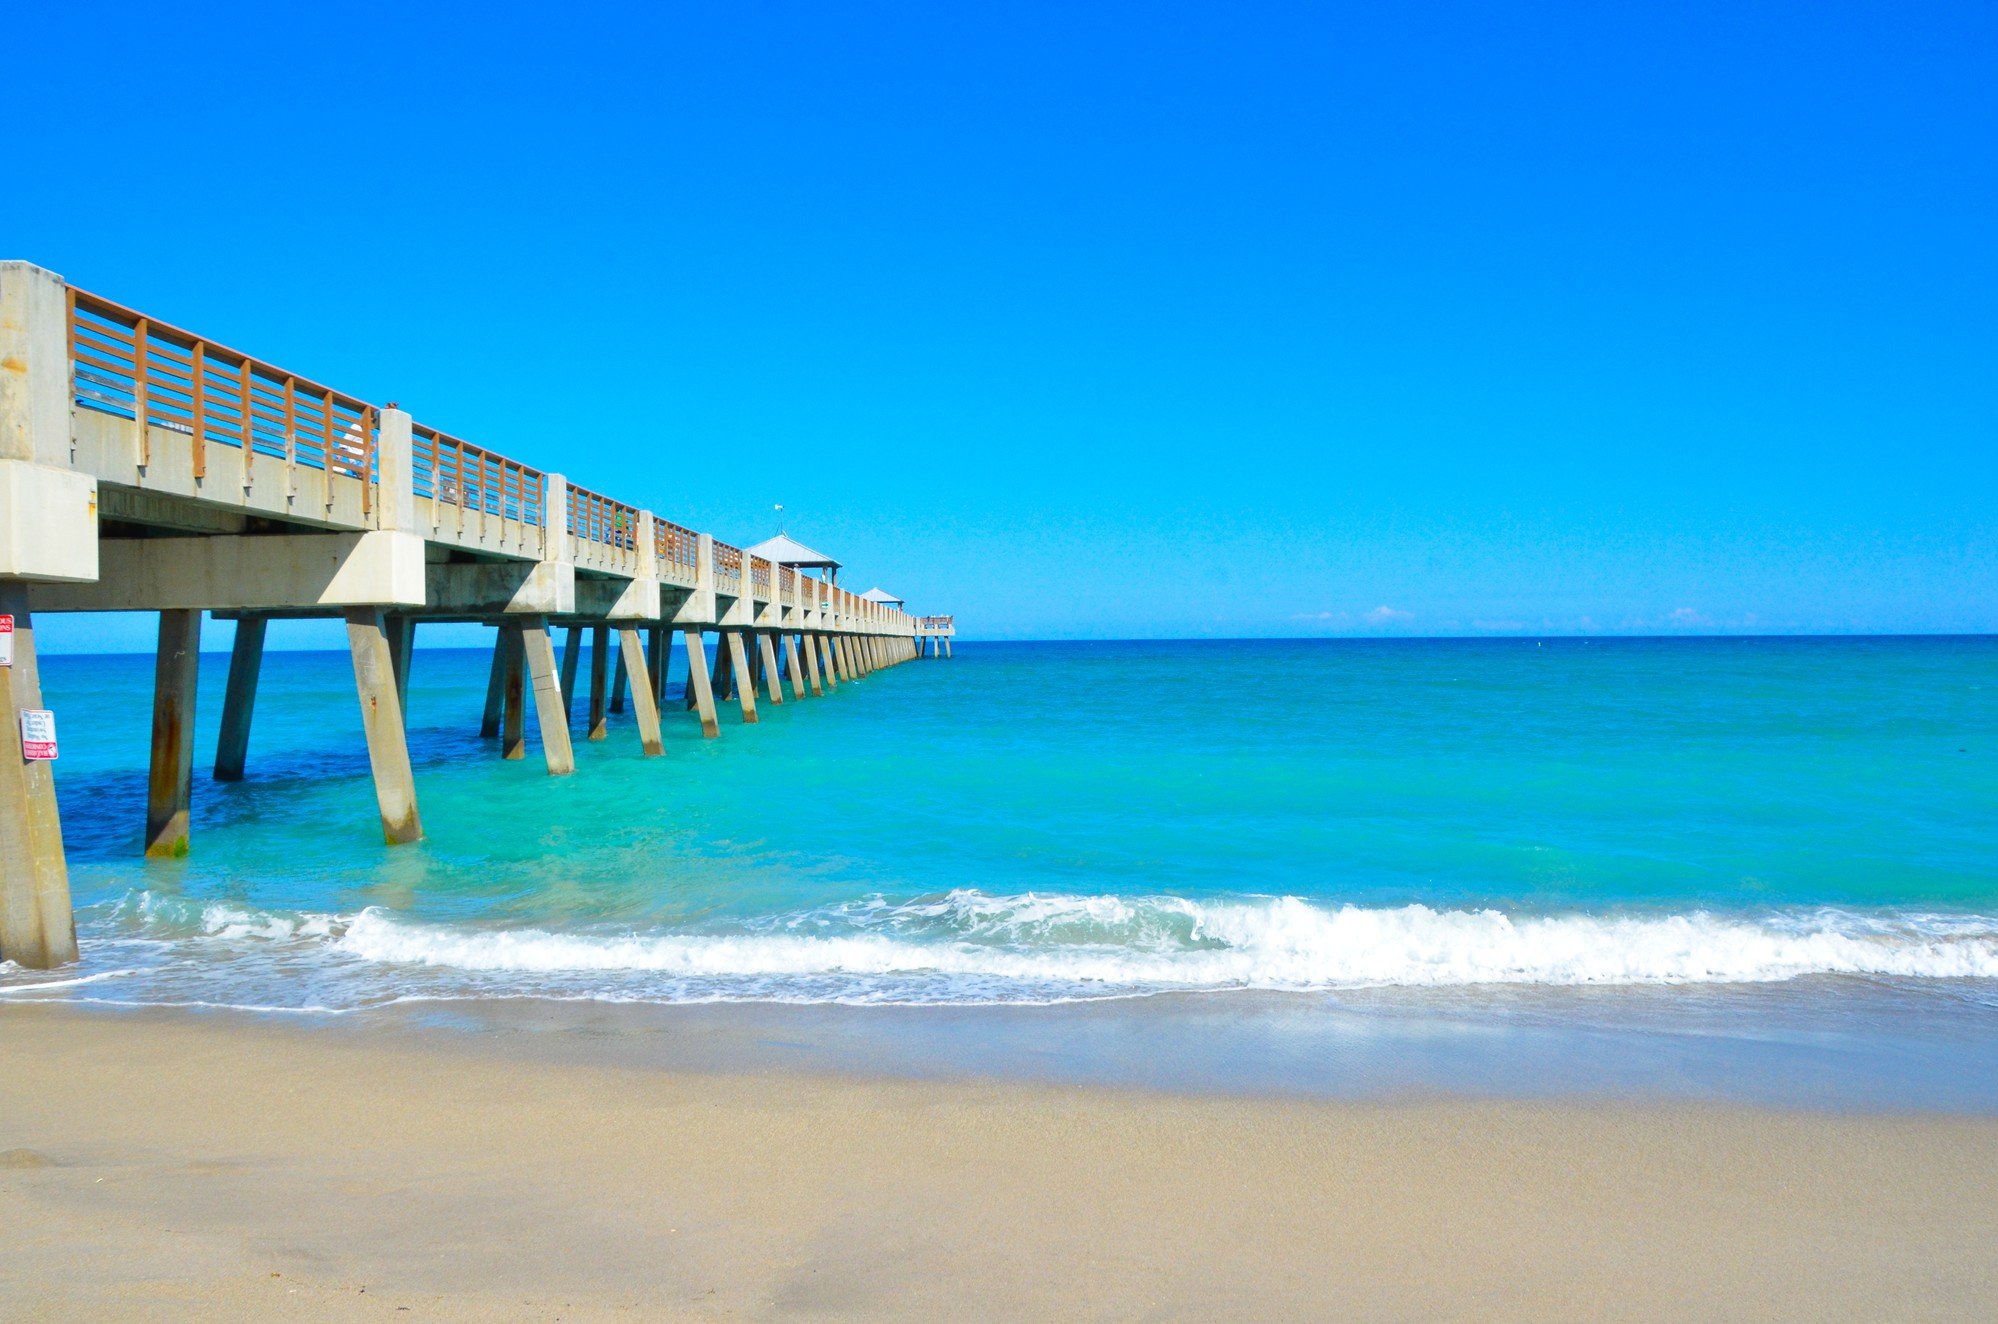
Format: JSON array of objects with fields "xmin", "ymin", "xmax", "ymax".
[
  {"xmin": 20, "ymin": 709, "xmax": 56, "ymax": 761},
  {"xmin": 0, "ymin": 615, "xmax": 12, "ymax": 668}
]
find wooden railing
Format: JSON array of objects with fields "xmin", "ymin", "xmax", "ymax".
[
  {"xmin": 919, "ymin": 615, "xmax": 955, "ymax": 629},
  {"xmin": 655, "ymin": 518, "xmax": 699, "ymax": 581},
  {"xmin": 713, "ymin": 541, "xmax": 744, "ymax": 594},
  {"xmin": 412, "ymin": 423, "xmax": 545, "ymax": 526},
  {"xmin": 566, "ymin": 482, "xmax": 640, "ymax": 549},
  {"xmin": 61, "ymin": 281, "xmax": 940, "ymax": 628},
  {"xmin": 69, "ymin": 288, "xmax": 377, "ymax": 512}
]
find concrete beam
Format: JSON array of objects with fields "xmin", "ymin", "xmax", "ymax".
[
  {"xmin": 427, "ymin": 559, "xmax": 573, "ymax": 617},
  {"xmin": 31, "ymin": 532, "xmax": 426, "ymax": 612}
]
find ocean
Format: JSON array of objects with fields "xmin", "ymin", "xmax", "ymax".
[{"xmin": 7, "ymin": 636, "xmax": 1998, "ymax": 1106}]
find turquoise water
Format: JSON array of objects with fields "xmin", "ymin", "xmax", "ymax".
[{"xmin": 5, "ymin": 636, "xmax": 1998, "ymax": 1033}]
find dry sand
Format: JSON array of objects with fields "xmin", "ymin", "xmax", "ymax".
[{"xmin": 2, "ymin": 1003, "xmax": 1995, "ymax": 1321}]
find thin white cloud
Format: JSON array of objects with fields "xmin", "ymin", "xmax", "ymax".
[{"xmin": 1365, "ymin": 605, "xmax": 1414, "ymax": 624}]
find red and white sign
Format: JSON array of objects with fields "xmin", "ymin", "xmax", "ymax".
[
  {"xmin": 0, "ymin": 614, "xmax": 12, "ymax": 668},
  {"xmin": 19, "ymin": 709, "xmax": 56, "ymax": 761}
]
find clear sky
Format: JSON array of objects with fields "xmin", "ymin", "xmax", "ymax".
[{"xmin": 17, "ymin": 0, "xmax": 1996, "ymax": 649}]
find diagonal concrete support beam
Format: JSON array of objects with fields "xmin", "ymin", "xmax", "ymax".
[
  {"xmin": 213, "ymin": 614, "xmax": 267, "ymax": 781},
  {"xmin": 620, "ymin": 628, "xmax": 664, "ymax": 757},
  {"xmin": 519, "ymin": 618, "xmax": 576, "ymax": 776},
  {"xmin": 345, "ymin": 608, "xmax": 423, "ymax": 845},
  {"xmin": 682, "ymin": 630, "xmax": 721, "ymax": 738}
]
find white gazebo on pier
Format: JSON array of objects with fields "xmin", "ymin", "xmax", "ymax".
[
  {"xmin": 859, "ymin": 587, "xmax": 904, "ymax": 608},
  {"xmin": 745, "ymin": 532, "xmax": 842, "ymax": 585}
]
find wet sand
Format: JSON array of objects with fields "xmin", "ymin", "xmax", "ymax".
[{"xmin": 3, "ymin": 1003, "xmax": 1996, "ymax": 1321}]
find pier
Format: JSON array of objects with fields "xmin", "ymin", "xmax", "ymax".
[{"xmin": 0, "ymin": 261, "xmax": 951, "ymax": 969}]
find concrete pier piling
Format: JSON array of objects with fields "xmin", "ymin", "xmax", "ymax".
[
  {"xmin": 0, "ymin": 584, "xmax": 77, "ymax": 970},
  {"xmin": 520, "ymin": 619, "xmax": 576, "ymax": 776},
  {"xmin": 0, "ymin": 261, "xmax": 951, "ymax": 965},
  {"xmin": 784, "ymin": 634, "xmax": 809, "ymax": 701},
  {"xmin": 213, "ymin": 614, "xmax": 267, "ymax": 781},
  {"xmin": 725, "ymin": 633, "xmax": 759, "ymax": 723},
  {"xmin": 388, "ymin": 614, "xmax": 417, "ymax": 718},
  {"xmin": 620, "ymin": 628, "xmax": 664, "ymax": 756},
  {"xmin": 501, "ymin": 626, "xmax": 528, "ymax": 761},
  {"xmin": 144, "ymin": 609, "xmax": 201, "ymax": 858},
  {"xmin": 560, "ymin": 625, "xmax": 583, "ymax": 726},
  {"xmin": 588, "ymin": 626, "xmax": 610, "ymax": 741},
  {"xmin": 481, "ymin": 636, "xmax": 507, "ymax": 739},
  {"xmin": 682, "ymin": 631, "xmax": 722, "ymax": 738},
  {"xmin": 345, "ymin": 608, "xmax": 423, "ymax": 845},
  {"xmin": 758, "ymin": 634, "xmax": 784, "ymax": 705},
  {"xmin": 802, "ymin": 633, "xmax": 824, "ymax": 696}
]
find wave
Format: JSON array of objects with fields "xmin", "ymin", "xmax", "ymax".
[
  {"xmin": 21, "ymin": 889, "xmax": 1998, "ymax": 1008},
  {"xmin": 331, "ymin": 894, "xmax": 1998, "ymax": 989}
]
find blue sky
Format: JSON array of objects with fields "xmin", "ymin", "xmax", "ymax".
[{"xmin": 18, "ymin": 0, "xmax": 1995, "ymax": 649}]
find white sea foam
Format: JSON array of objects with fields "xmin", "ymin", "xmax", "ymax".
[
  {"xmin": 324, "ymin": 892, "xmax": 1998, "ymax": 996},
  {"xmin": 30, "ymin": 888, "xmax": 1998, "ymax": 1010}
]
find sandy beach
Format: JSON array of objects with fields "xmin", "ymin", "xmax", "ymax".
[{"xmin": 2, "ymin": 1004, "xmax": 1994, "ymax": 1321}]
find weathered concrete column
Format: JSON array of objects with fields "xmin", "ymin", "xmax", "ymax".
[
  {"xmin": 520, "ymin": 618, "xmax": 576, "ymax": 776},
  {"xmin": 648, "ymin": 626, "xmax": 668, "ymax": 703},
  {"xmin": 0, "ymin": 583, "xmax": 76, "ymax": 969},
  {"xmin": 561, "ymin": 625, "xmax": 583, "ymax": 726},
  {"xmin": 144, "ymin": 609, "xmax": 202, "ymax": 859},
  {"xmin": 481, "ymin": 631, "xmax": 507, "ymax": 738},
  {"xmin": 757, "ymin": 633, "xmax": 785, "ymax": 705},
  {"xmin": 387, "ymin": 614, "xmax": 417, "ymax": 720},
  {"xmin": 609, "ymin": 647, "xmax": 628, "ymax": 714},
  {"xmin": 501, "ymin": 623, "xmax": 528, "ymax": 760},
  {"xmin": 783, "ymin": 634, "xmax": 809, "ymax": 701},
  {"xmin": 588, "ymin": 625, "xmax": 610, "ymax": 741},
  {"xmin": 725, "ymin": 632, "xmax": 759, "ymax": 723},
  {"xmin": 682, "ymin": 630, "xmax": 721, "ymax": 738},
  {"xmin": 213, "ymin": 615, "xmax": 268, "ymax": 781},
  {"xmin": 710, "ymin": 629, "xmax": 734, "ymax": 700},
  {"xmin": 344, "ymin": 607, "xmax": 423, "ymax": 844},
  {"xmin": 620, "ymin": 628, "xmax": 664, "ymax": 757},
  {"xmin": 801, "ymin": 633, "xmax": 824, "ymax": 696},
  {"xmin": 821, "ymin": 633, "xmax": 842, "ymax": 685}
]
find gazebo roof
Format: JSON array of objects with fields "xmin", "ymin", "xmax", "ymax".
[
  {"xmin": 743, "ymin": 532, "xmax": 841, "ymax": 569},
  {"xmin": 859, "ymin": 587, "xmax": 904, "ymax": 605}
]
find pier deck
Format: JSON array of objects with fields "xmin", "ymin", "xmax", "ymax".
[{"xmin": 0, "ymin": 261, "xmax": 949, "ymax": 968}]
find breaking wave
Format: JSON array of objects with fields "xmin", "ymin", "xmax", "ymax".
[{"xmin": 11, "ymin": 888, "xmax": 1995, "ymax": 1010}]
